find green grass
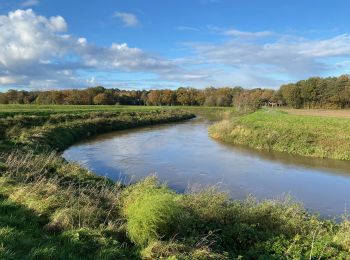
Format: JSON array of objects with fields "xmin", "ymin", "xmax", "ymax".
[
  {"xmin": 0, "ymin": 177, "xmax": 135, "ymax": 259},
  {"xmin": 1, "ymin": 105, "xmax": 350, "ymax": 258},
  {"xmin": 0, "ymin": 104, "xmax": 151, "ymax": 110},
  {"xmin": 0, "ymin": 107, "xmax": 195, "ymax": 151},
  {"xmin": 209, "ymin": 109, "xmax": 350, "ymax": 160},
  {"xmin": 0, "ymin": 104, "xmax": 233, "ymax": 117},
  {"xmin": 3, "ymin": 160, "xmax": 350, "ymax": 259}
]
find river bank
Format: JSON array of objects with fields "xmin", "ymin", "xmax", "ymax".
[{"xmin": 209, "ymin": 109, "xmax": 350, "ymax": 160}]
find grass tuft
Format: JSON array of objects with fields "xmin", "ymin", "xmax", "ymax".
[{"xmin": 122, "ymin": 177, "xmax": 183, "ymax": 246}]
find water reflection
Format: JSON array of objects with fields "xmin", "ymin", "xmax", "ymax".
[{"xmin": 63, "ymin": 118, "xmax": 350, "ymax": 218}]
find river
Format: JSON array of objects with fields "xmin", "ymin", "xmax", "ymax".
[{"xmin": 63, "ymin": 118, "xmax": 350, "ymax": 218}]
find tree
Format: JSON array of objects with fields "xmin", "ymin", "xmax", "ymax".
[
  {"xmin": 161, "ymin": 90, "xmax": 176, "ymax": 105},
  {"xmin": 93, "ymin": 93, "xmax": 111, "ymax": 105},
  {"xmin": 0, "ymin": 93, "xmax": 8, "ymax": 104},
  {"xmin": 147, "ymin": 90, "xmax": 162, "ymax": 106}
]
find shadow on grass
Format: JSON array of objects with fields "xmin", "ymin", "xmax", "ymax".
[{"xmin": 0, "ymin": 193, "xmax": 136, "ymax": 259}]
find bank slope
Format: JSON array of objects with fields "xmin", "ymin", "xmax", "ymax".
[{"xmin": 209, "ymin": 109, "xmax": 350, "ymax": 160}]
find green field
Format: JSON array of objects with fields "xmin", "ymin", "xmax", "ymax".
[
  {"xmin": 0, "ymin": 104, "xmax": 234, "ymax": 119},
  {"xmin": 0, "ymin": 104, "xmax": 166, "ymax": 118},
  {"xmin": 1, "ymin": 105, "xmax": 350, "ymax": 259},
  {"xmin": 210, "ymin": 109, "xmax": 350, "ymax": 160}
]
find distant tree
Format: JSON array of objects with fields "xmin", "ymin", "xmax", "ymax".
[
  {"xmin": 93, "ymin": 93, "xmax": 111, "ymax": 105},
  {"xmin": 176, "ymin": 87, "xmax": 199, "ymax": 106},
  {"xmin": 0, "ymin": 93, "xmax": 8, "ymax": 104},
  {"xmin": 140, "ymin": 91, "xmax": 148, "ymax": 105},
  {"xmin": 1, "ymin": 75, "xmax": 350, "ymax": 108},
  {"xmin": 203, "ymin": 95, "xmax": 216, "ymax": 106},
  {"xmin": 161, "ymin": 90, "xmax": 176, "ymax": 106},
  {"xmin": 147, "ymin": 90, "xmax": 162, "ymax": 106}
]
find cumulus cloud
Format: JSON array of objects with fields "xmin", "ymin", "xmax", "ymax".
[
  {"xmin": 0, "ymin": 9, "xmax": 70, "ymax": 86},
  {"xmin": 2, "ymin": 8, "xmax": 350, "ymax": 90},
  {"xmin": 114, "ymin": 12, "xmax": 139, "ymax": 27},
  {"xmin": 0, "ymin": 9, "xmax": 202, "ymax": 89}
]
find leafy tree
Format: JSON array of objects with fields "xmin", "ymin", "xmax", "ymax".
[{"xmin": 93, "ymin": 93, "xmax": 112, "ymax": 105}]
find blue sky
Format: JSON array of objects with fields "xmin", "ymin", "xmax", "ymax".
[{"xmin": 1, "ymin": 0, "xmax": 350, "ymax": 90}]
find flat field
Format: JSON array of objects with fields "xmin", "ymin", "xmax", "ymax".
[{"xmin": 283, "ymin": 108, "xmax": 350, "ymax": 118}]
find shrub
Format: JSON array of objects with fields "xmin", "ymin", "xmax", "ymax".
[{"xmin": 122, "ymin": 177, "xmax": 184, "ymax": 246}]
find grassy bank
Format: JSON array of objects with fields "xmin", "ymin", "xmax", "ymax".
[
  {"xmin": 0, "ymin": 106, "xmax": 195, "ymax": 151},
  {"xmin": 209, "ymin": 109, "xmax": 350, "ymax": 160},
  {"xmin": 1, "ymin": 105, "xmax": 350, "ymax": 258},
  {"xmin": 2, "ymin": 151, "xmax": 350, "ymax": 259}
]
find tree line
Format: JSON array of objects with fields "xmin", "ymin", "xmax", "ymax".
[{"xmin": 1, "ymin": 75, "xmax": 350, "ymax": 109}]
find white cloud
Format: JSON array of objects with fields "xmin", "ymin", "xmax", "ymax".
[
  {"xmin": 0, "ymin": 9, "xmax": 68, "ymax": 67},
  {"xmin": 114, "ymin": 12, "xmax": 139, "ymax": 27},
  {"xmin": 0, "ymin": 76, "xmax": 17, "ymax": 84},
  {"xmin": 48, "ymin": 16, "xmax": 67, "ymax": 32},
  {"xmin": 2, "ymin": 8, "xmax": 350, "ymax": 90},
  {"xmin": 21, "ymin": 0, "xmax": 39, "ymax": 7},
  {"xmin": 184, "ymin": 33, "xmax": 350, "ymax": 87},
  {"xmin": 0, "ymin": 9, "xmax": 202, "ymax": 89}
]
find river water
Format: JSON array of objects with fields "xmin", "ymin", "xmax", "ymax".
[{"xmin": 63, "ymin": 118, "xmax": 350, "ymax": 218}]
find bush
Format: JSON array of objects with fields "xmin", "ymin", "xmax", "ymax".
[{"xmin": 122, "ymin": 177, "xmax": 184, "ymax": 246}]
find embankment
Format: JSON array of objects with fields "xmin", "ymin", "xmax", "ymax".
[{"xmin": 209, "ymin": 109, "xmax": 350, "ymax": 160}]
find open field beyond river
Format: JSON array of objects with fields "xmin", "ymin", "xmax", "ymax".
[{"xmin": 283, "ymin": 108, "xmax": 350, "ymax": 118}]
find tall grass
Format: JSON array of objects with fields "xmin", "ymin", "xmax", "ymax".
[{"xmin": 0, "ymin": 150, "xmax": 137, "ymax": 259}]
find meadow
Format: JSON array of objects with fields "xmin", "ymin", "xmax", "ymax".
[
  {"xmin": 1, "ymin": 105, "xmax": 350, "ymax": 259},
  {"xmin": 210, "ymin": 109, "xmax": 350, "ymax": 160}
]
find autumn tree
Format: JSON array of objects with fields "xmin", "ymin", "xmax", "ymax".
[{"xmin": 93, "ymin": 93, "xmax": 112, "ymax": 105}]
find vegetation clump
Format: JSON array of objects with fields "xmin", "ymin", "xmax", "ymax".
[{"xmin": 122, "ymin": 176, "xmax": 183, "ymax": 246}]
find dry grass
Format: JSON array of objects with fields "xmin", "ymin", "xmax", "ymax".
[{"xmin": 283, "ymin": 108, "xmax": 350, "ymax": 118}]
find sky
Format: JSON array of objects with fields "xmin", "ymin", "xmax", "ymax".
[{"xmin": 1, "ymin": 0, "xmax": 350, "ymax": 91}]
